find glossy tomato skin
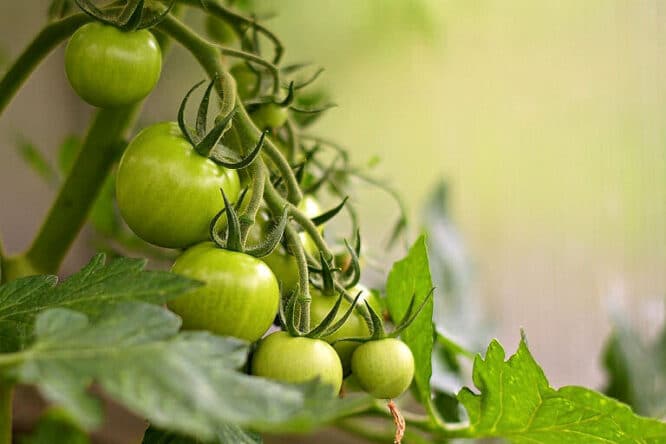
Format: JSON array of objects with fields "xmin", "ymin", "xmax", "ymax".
[
  {"xmin": 250, "ymin": 103, "xmax": 288, "ymax": 130},
  {"xmin": 65, "ymin": 22, "xmax": 162, "ymax": 108},
  {"xmin": 116, "ymin": 122, "xmax": 240, "ymax": 248},
  {"xmin": 251, "ymin": 331, "xmax": 343, "ymax": 394},
  {"xmin": 310, "ymin": 286, "xmax": 371, "ymax": 376},
  {"xmin": 351, "ymin": 338, "xmax": 415, "ymax": 399},
  {"xmin": 169, "ymin": 242, "xmax": 279, "ymax": 342}
]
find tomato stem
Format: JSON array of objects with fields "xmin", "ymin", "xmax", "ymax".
[
  {"xmin": 21, "ymin": 106, "xmax": 138, "ymax": 273},
  {"xmin": 0, "ymin": 13, "xmax": 89, "ymax": 115},
  {"xmin": 240, "ymin": 162, "xmax": 265, "ymax": 245},
  {"xmin": 176, "ymin": 0, "xmax": 284, "ymax": 64}
]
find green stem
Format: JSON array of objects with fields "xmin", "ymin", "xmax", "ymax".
[
  {"xmin": 284, "ymin": 223, "xmax": 310, "ymax": 332},
  {"xmin": 234, "ymin": 104, "xmax": 302, "ymax": 204},
  {"xmin": 0, "ymin": 383, "xmax": 12, "ymax": 444},
  {"xmin": 218, "ymin": 47, "xmax": 280, "ymax": 95},
  {"xmin": 23, "ymin": 106, "xmax": 139, "ymax": 273},
  {"xmin": 264, "ymin": 180, "xmax": 331, "ymax": 260},
  {"xmin": 239, "ymin": 161, "xmax": 265, "ymax": 244},
  {"xmin": 157, "ymin": 15, "xmax": 234, "ymax": 102},
  {"xmin": 176, "ymin": 0, "xmax": 284, "ymax": 63},
  {"xmin": 0, "ymin": 13, "xmax": 89, "ymax": 115}
]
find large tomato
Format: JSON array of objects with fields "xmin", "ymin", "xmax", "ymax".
[
  {"xmin": 351, "ymin": 338, "xmax": 415, "ymax": 399},
  {"xmin": 251, "ymin": 331, "xmax": 343, "ymax": 394},
  {"xmin": 65, "ymin": 22, "xmax": 162, "ymax": 108},
  {"xmin": 169, "ymin": 242, "xmax": 280, "ymax": 342},
  {"xmin": 116, "ymin": 122, "xmax": 240, "ymax": 248}
]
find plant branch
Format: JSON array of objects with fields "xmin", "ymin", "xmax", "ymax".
[
  {"xmin": 0, "ymin": 13, "xmax": 90, "ymax": 116},
  {"xmin": 177, "ymin": 0, "xmax": 284, "ymax": 63},
  {"xmin": 22, "ymin": 107, "xmax": 139, "ymax": 273}
]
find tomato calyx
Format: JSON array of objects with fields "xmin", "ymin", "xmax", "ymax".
[
  {"xmin": 73, "ymin": 0, "xmax": 175, "ymax": 31},
  {"xmin": 308, "ymin": 232, "xmax": 361, "ymax": 297},
  {"xmin": 334, "ymin": 288, "xmax": 435, "ymax": 347},
  {"xmin": 278, "ymin": 289, "xmax": 364, "ymax": 341},
  {"xmin": 210, "ymin": 187, "xmax": 289, "ymax": 258}
]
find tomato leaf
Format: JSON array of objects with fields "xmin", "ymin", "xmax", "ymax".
[
  {"xmin": 142, "ymin": 425, "xmax": 262, "ymax": 444},
  {"xmin": 385, "ymin": 235, "xmax": 434, "ymax": 406},
  {"xmin": 0, "ymin": 253, "xmax": 200, "ymax": 352},
  {"xmin": 2, "ymin": 302, "xmax": 372, "ymax": 440},
  {"xmin": 602, "ymin": 318, "xmax": 666, "ymax": 418},
  {"xmin": 458, "ymin": 335, "xmax": 666, "ymax": 442}
]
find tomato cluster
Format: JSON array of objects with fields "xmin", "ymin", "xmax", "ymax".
[{"xmin": 64, "ymin": 16, "xmax": 416, "ymax": 402}]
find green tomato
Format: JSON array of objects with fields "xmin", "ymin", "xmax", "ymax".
[
  {"xmin": 65, "ymin": 22, "xmax": 161, "ymax": 108},
  {"xmin": 251, "ymin": 331, "xmax": 343, "ymax": 394},
  {"xmin": 204, "ymin": 15, "xmax": 237, "ymax": 45},
  {"xmin": 250, "ymin": 103, "xmax": 289, "ymax": 130},
  {"xmin": 351, "ymin": 338, "xmax": 415, "ymax": 399},
  {"xmin": 310, "ymin": 285, "xmax": 371, "ymax": 376},
  {"xmin": 169, "ymin": 242, "xmax": 279, "ymax": 342},
  {"xmin": 116, "ymin": 122, "xmax": 240, "ymax": 248},
  {"xmin": 230, "ymin": 63, "xmax": 259, "ymax": 100}
]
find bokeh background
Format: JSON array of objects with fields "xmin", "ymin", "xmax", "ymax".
[{"xmin": 1, "ymin": 0, "xmax": 665, "ymax": 442}]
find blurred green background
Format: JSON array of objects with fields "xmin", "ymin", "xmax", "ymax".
[{"xmin": 0, "ymin": 1, "xmax": 665, "ymax": 440}]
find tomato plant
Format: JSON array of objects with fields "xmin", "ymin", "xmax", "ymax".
[
  {"xmin": 251, "ymin": 331, "xmax": 343, "ymax": 394},
  {"xmin": 65, "ymin": 22, "xmax": 162, "ymax": 108},
  {"xmin": 169, "ymin": 242, "xmax": 279, "ymax": 342},
  {"xmin": 116, "ymin": 122, "xmax": 240, "ymax": 248},
  {"xmin": 0, "ymin": 2, "xmax": 663, "ymax": 444}
]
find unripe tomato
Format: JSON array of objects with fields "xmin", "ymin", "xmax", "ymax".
[
  {"xmin": 310, "ymin": 285, "xmax": 371, "ymax": 376},
  {"xmin": 351, "ymin": 338, "xmax": 415, "ymax": 399},
  {"xmin": 204, "ymin": 15, "xmax": 237, "ymax": 45},
  {"xmin": 65, "ymin": 22, "xmax": 162, "ymax": 108},
  {"xmin": 251, "ymin": 331, "xmax": 343, "ymax": 394},
  {"xmin": 250, "ymin": 103, "xmax": 288, "ymax": 130},
  {"xmin": 169, "ymin": 242, "xmax": 279, "ymax": 342},
  {"xmin": 116, "ymin": 122, "xmax": 240, "ymax": 248}
]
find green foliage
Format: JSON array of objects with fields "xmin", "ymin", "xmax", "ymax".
[
  {"xmin": 0, "ymin": 261, "xmax": 372, "ymax": 440},
  {"xmin": 458, "ymin": 336, "xmax": 666, "ymax": 442},
  {"xmin": 0, "ymin": 254, "xmax": 197, "ymax": 352}
]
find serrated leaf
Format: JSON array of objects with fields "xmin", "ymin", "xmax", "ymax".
[
  {"xmin": 602, "ymin": 320, "xmax": 666, "ymax": 418},
  {"xmin": 457, "ymin": 336, "xmax": 666, "ymax": 443},
  {"xmin": 142, "ymin": 425, "xmax": 262, "ymax": 444},
  {"xmin": 0, "ymin": 253, "xmax": 199, "ymax": 352},
  {"xmin": 3, "ymin": 303, "xmax": 372, "ymax": 439},
  {"xmin": 385, "ymin": 235, "xmax": 434, "ymax": 405}
]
